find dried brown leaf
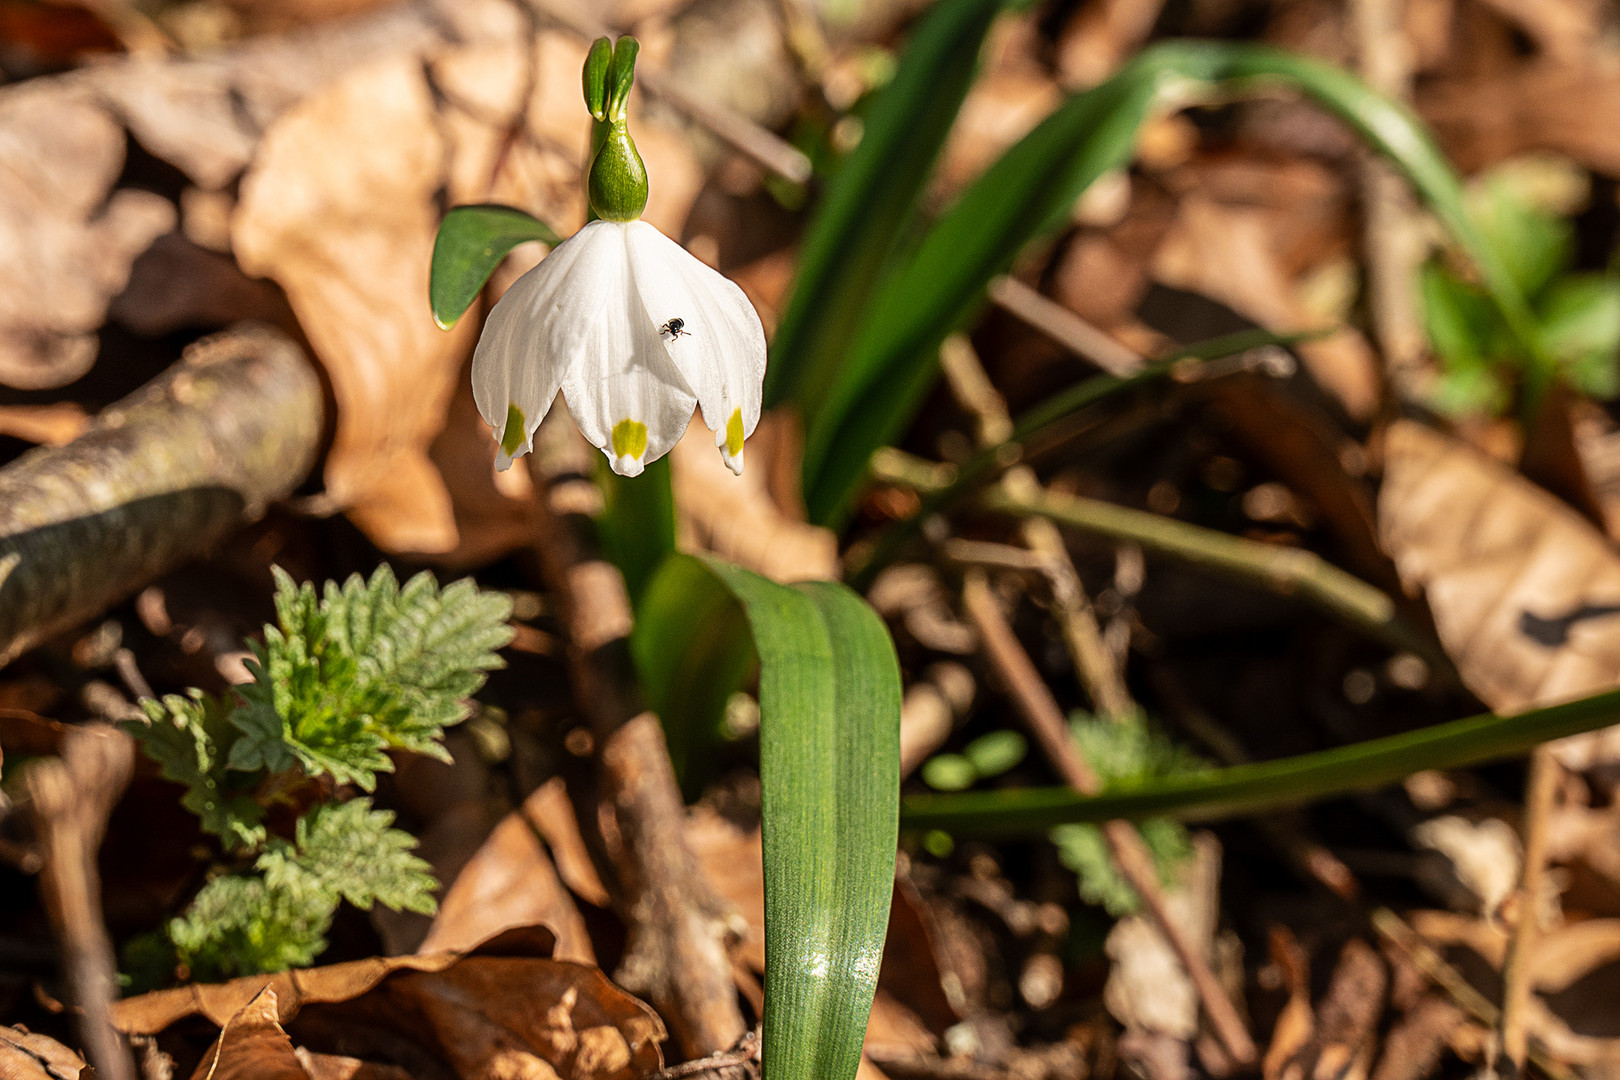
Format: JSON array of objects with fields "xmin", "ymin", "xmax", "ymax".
[
  {"xmin": 0, "ymin": 1024, "xmax": 89, "ymax": 1080},
  {"xmin": 0, "ymin": 83, "xmax": 174, "ymax": 389},
  {"xmin": 1152, "ymin": 183, "xmax": 1379, "ymax": 420},
  {"xmin": 189, "ymin": 988, "xmax": 311, "ymax": 1080},
  {"xmin": 232, "ymin": 52, "xmax": 474, "ymax": 554},
  {"xmin": 1379, "ymin": 420, "xmax": 1620, "ymax": 767},
  {"xmin": 419, "ymin": 788, "xmax": 596, "ymax": 964},
  {"xmin": 110, "ymin": 926, "xmax": 559, "ymax": 1034},
  {"xmin": 114, "ymin": 927, "xmax": 663, "ymax": 1080},
  {"xmin": 671, "ymin": 415, "xmax": 838, "ymax": 582}
]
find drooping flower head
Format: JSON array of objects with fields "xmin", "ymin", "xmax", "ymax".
[{"xmin": 471, "ymin": 36, "xmax": 766, "ymax": 477}]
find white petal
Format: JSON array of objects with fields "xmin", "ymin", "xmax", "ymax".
[
  {"xmin": 623, "ymin": 221, "xmax": 766, "ymax": 472},
  {"xmin": 556, "ymin": 223, "xmax": 698, "ymax": 476},
  {"xmin": 471, "ymin": 222, "xmax": 620, "ymax": 469}
]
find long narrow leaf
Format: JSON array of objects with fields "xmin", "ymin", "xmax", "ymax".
[
  {"xmin": 635, "ymin": 555, "xmax": 901, "ymax": 1080},
  {"xmin": 901, "ymin": 687, "xmax": 1620, "ymax": 834},
  {"xmin": 765, "ymin": 0, "xmax": 1005, "ymax": 412},
  {"xmin": 801, "ymin": 40, "xmax": 1546, "ymax": 526}
]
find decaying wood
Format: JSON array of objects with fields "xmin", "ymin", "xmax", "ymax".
[
  {"xmin": 525, "ymin": 420, "xmax": 746, "ymax": 1060},
  {"xmin": 0, "ymin": 325, "xmax": 322, "ymax": 668}
]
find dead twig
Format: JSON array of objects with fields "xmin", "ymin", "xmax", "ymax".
[
  {"xmin": 1495, "ymin": 747, "xmax": 1561, "ymax": 1078},
  {"xmin": 1350, "ymin": 0, "xmax": 1427, "ymax": 402},
  {"xmin": 525, "ymin": 421, "xmax": 745, "ymax": 1059},
  {"xmin": 1372, "ymin": 908, "xmax": 1579, "ymax": 1080},
  {"xmin": 870, "ymin": 446, "xmax": 1433, "ymax": 660},
  {"xmin": 960, "ymin": 573, "xmax": 1257, "ymax": 1065},
  {"xmin": 939, "ymin": 335, "xmax": 1134, "ymax": 721},
  {"xmin": 25, "ymin": 724, "xmax": 137, "ymax": 1080},
  {"xmin": 987, "ymin": 277, "xmax": 1144, "ymax": 379}
]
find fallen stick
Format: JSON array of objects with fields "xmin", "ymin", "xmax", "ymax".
[{"xmin": 0, "ymin": 325, "xmax": 322, "ymax": 668}]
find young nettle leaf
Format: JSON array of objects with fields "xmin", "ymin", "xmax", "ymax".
[
  {"xmin": 168, "ymin": 798, "xmax": 435, "ymax": 980},
  {"xmin": 130, "ymin": 691, "xmax": 266, "ymax": 851},
  {"xmin": 168, "ymin": 872, "xmax": 332, "ymax": 980},
  {"xmin": 265, "ymin": 799, "xmax": 439, "ymax": 915},
  {"xmin": 1049, "ymin": 713, "xmax": 1207, "ymax": 917},
  {"xmin": 229, "ymin": 565, "xmax": 514, "ymax": 790},
  {"xmin": 127, "ymin": 563, "xmax": 513, "ymax": 982}
]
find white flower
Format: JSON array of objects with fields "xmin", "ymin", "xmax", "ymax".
[{"xmin": 472, "ymin": 218, "xmax": 767, "ymax": 478}]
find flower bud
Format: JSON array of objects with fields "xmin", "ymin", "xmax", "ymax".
[{"xmin": 589, "ymin": 123, "xmax": 649, "ymax": 222}]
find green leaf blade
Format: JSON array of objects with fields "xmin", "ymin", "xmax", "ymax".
[
  {"xmin": 766, "ymin": 0, "xmax": 1005, "ymax": 413},
  {"xmin": 430, "ymin": 204, "xmax": 562, "ymax": 330},
  {"xmin": 798, "ymin": 39, "xmax": 1549, "ymax": 526},
  {"xmin": 636, "ymin": 555, "xmax": 901, "ymax": 1080},
  {"xmin": 901, "ymin": 687, "xmax": 1620, "ymax": 834}
]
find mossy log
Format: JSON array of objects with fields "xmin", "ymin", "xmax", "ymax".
[{"xmin": 0, "ymin": 326, "xmax": 322, "ymax": 666}]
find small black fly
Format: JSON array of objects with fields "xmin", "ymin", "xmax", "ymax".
[{"xmin": 659, "ymin": 318, "xmax": 691, "ymax": 340}]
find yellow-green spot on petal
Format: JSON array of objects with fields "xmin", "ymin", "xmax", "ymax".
[
  {"xmin": 500, "ymin": 403, "xmax": 527, "ymax": 457},
  {"xmin": 725, "ymin": 408, "xmax": 745, "ymax": 458},
  {"xmin": 612, "ymin": 418, "xmax": 649, "ymax": 461}
]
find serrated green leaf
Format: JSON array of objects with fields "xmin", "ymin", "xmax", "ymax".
[
  {"xmin": 128, "ymin": 692, "xmax": 266, "ymax": 850},
  {"xmin": 1049, "ymin": 714, "xmax": 1204, "ymax": 916},
  {"xmin": 637, "ymin": 554, "xmax": 900, "ymax": 1080},
  {"xmin": 168, "ymin": 797, "xmax": 437, "ymax": 979},
  {"xmin": 232, "ymin": 565, "xmax": 513, "ymax": 790},
  {"xmin": 430, "ymin": 204, "xmax": 561, "ymax": 330},
  {"xmin": 279, "ymin": 799, "xmax": 438, "ymax": 914},
  {"xmin": 766, "ymin": 0, "xmax": 1005, "ymax": 412},
  {"xmin": 168, "ymin": 872, "xmax": 334, "ymax": 980}
]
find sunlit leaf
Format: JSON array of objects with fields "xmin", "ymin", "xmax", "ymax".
[
  {"xmin": 765, "ymin": 0, "xmax": 1005, "ymax": 412},
  {"xmin": 429, "ymin": 204, "xmax": 561, "ymax": 330},
  {"xmin": 799, "ymin": 41, "xmax": 1547, "ymax": 526},
  {"xmin": 635, "ymin": 555, "xmax": 900, "ymax": 1080}
]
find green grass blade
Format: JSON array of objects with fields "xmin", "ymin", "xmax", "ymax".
[
  {"xmin": 635, "ymin": 555, "xmax": 901, "ymax": 1080},
  {"xmin": 901, "ymin": 687, "xmax": 1620, "ymax": 834},
  {"xmin": 847, "ymin": 327, "xmax": 1314, "ymax": 590},
  {"xmin": 800, "ymin": 39, "xmax": 1546, "ymax": 526},
  {"xmin": 429, "ymin": 204, "xmax": 561, "ymax": 330},
  {"xmin": 764, "ymin": 0, "xmax": 1005, "ymax": 412}
]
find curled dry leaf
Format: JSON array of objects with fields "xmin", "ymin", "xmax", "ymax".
[
  {"xmin": 418, "ymin": 782, "xmax": 596, "ymax": 964},
  {"xmin": 671, "ymin": 415, "xmax": 838, "ymax": 582},
  {"xmin": 0, "ymin": 83, "xmax": 174, "ymax": 389},
  {"xmin": 1151, "ymin": 171, "xmax": 1380, "ymax": 421},
  {"xmin": 1379, "ymin": 420, "xmax": 1620, "ymax": 768},
  {"xmin": 114, "ymin": 926, "xmax": 665, "ymax": 1080},
  {"xmin": 191, "ymin": 987, "xmax": 309, "ymax": 1080},
  {"xmin": 232, "ymin": 52, "xmax": 479, "ymax": 555},
  {"xmin": 0, "ymin": 1024, "xmax": 89, "ymax": 1080}
]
